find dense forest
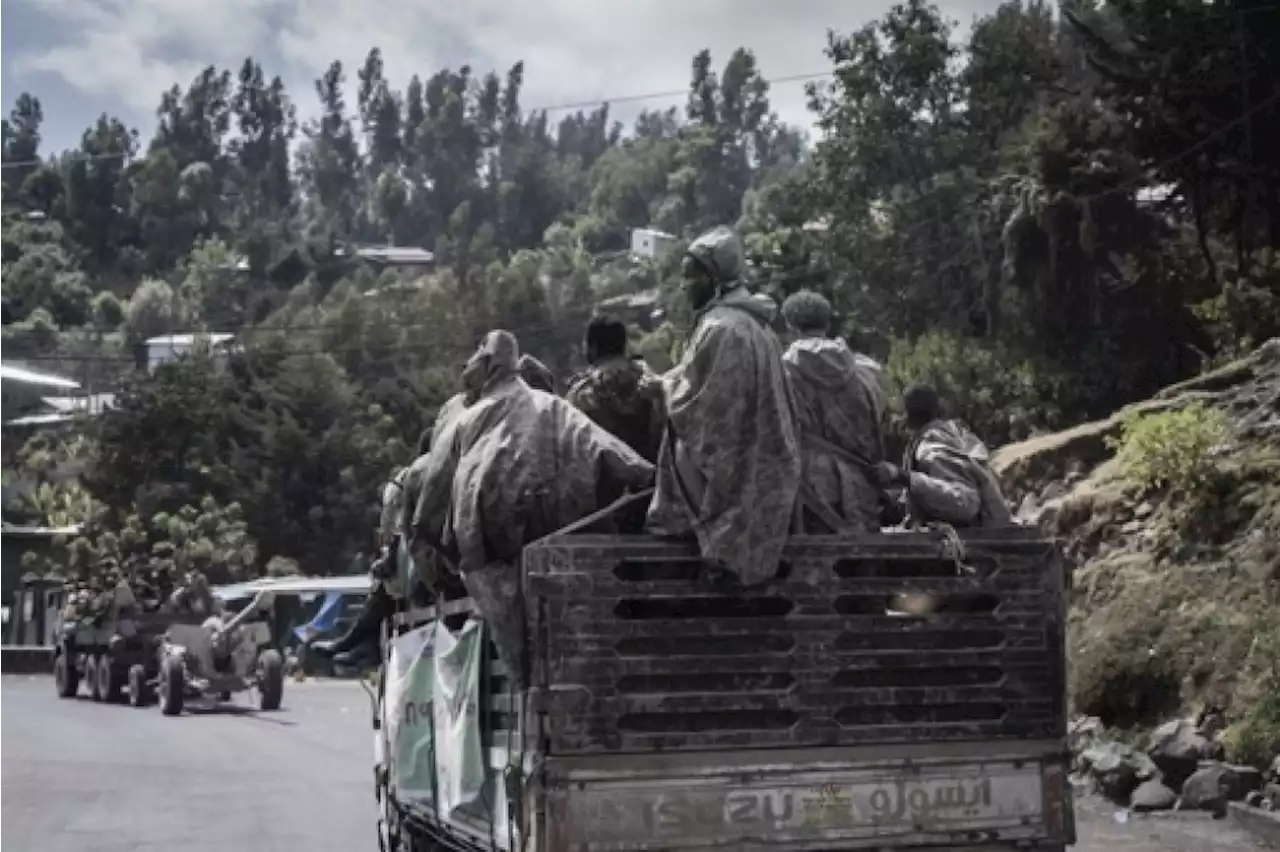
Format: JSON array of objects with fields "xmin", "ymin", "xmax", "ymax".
[{"xmin": 4, "ymin": 0, "xmax": 1278, "ymax": 581}]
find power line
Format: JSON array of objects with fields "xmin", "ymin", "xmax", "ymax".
[{"xmin": 0, "ymin": 69, "xmax": 834, "ymax": 173}]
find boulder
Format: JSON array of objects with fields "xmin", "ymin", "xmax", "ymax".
[
  {"xmin": 1130, "ymin": 778, "xmax": 1178, "ymax": 812},
  {"xmin": 1229, "ymin": 764, "xmax": 1264, "ymax": 799},
  {"xmin": 1147, "ymin": 718, "xmax": 1214, "ymax": 789},
  {"xmin": 1082, "ymin": 741, "xmax": 1159, "ymax": 803},
  {"xmin": 1178, "ymin": 763, "xmax": 1234, "ymax": 815},
  {"xmin": 1265, "ymin": 782, "xmax": 1280, "ymax": 811}
]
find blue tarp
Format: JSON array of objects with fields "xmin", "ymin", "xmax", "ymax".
[{"xmin": 293, "ymin": 591, "xmax": 345, "ymax": 643}]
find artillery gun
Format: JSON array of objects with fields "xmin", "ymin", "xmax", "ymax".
[{"xmin": 155, "ymin": 589, "xmax": 285, "ymax": 716}]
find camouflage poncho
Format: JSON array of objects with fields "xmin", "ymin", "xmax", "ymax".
[
  {"xmin": 413, "ymin": 331, "xmax": 654, "ymax": 678},
  {"xmin": 412, "ymin": 330, "xmax": 655, "ymax": 573},
  {"xmin": 566, "ymin": 356, "xmax": 665, "ymax": 463},
  {"xmin": 783, "ymin": 336, "xmax": 884, "ymax": 533},
  {"xmin": 903, "ymin": 419, "xmax": 1013, "ymax": 527},
  {"xmin": 646, "ymin": 229, "xmax": 801, "ymax": 585}
]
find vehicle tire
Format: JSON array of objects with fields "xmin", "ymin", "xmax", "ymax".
[
  {"xmin": 257, "ymin": 649, "xmax": 284, "ymax": 711},
  {"xmin": 54, "ymin": 653, "xmax": 79, "ymax": 699},
  {"xmin": 85, "ymin": 654, "xmax": 102, "ymax": 702},
  {"xmin": 97, "ymin": 655, "xmax": 123, "ymax": 703},
  {"xmin": 128, "ymin": 664, "xmax": 151, "ymax": 707},
  {"xmin": 159, "ymin": 655, "xmax": 185, "ymax": 716}
]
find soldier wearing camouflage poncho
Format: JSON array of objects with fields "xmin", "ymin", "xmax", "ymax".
[
  {"xmin": 412, "ymin": 329, "xmax": 655, "ymax": 681},
  {"xmin": 567, "ymin": 313, "xmax": 665, "ymax": 464},
  {"xmin": 780, "ymin": 289, "xmax": 885, "ymax": 533},
  {"xmin": 645, "ymin": 225, "xmax": 802, "ymax": 587},
  {"xmin": 873, "ymin": 384, "xmax": 1013, "ymax": 528}
]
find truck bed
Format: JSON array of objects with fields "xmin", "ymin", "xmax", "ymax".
[{"xmin": 394, "ymin": 528, "xmax": 1072, "ymax": 851}]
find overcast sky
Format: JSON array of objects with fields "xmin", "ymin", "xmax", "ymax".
[{"xmin": 2, "ymin": 0, "xmax": 1003, "ymax": 154}]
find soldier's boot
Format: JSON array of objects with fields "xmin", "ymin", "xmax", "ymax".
[{"xmin": 312, "ymin": 585, "xmax": 394, "ymax": 669}]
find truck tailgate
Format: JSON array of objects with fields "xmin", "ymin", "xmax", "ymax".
[{"xmin": 544, "ymin": 743, "xmax": 1070, "ymax": 850}]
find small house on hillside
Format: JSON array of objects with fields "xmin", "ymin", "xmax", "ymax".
[
  {"xmin": 629, "ymin": 228, "xmax": 677, "ymax": 260},
  {"xmin": 143, "ymin": 332, "xmax": 238, "ymax": 373},
  {"xmin": 339, "ymin": 245, "xmax": 435, "ymax": 273}
]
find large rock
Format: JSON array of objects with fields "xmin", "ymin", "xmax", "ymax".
[
  {"xmin": 1147, "ymin": 718, "xmax": 1214, "ymax": 789},
  {"xmin": 1130, "ymin": 778, "xmax": 1178, "ymax": 812},
  {"xmin": 1082, "ymin": 741, "xmax": 1159, "ymax": 803},
  {"xmin": 1178, "ymin": 763, "xmax": 1235, "ymax": 815}
]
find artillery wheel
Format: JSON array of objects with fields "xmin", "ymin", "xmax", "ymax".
[
  {"xmin": 128, "ymin": 664, "xmax": 151, "ymax": 707},
  {"xmin": 159, "ymin": 655, "xmax": 185, "ymax": 716},
  {"xmin": 84, "ymin": 655, "xmax": 102, "ymax": 702},
  {"xmin": 54, "ymin": 653, "xmax": 79, "ymax": 699},
  {"xmin": 257, "ymin": 649, "xmax": 284, "ymax": 711},
  {"xmin": 97, "ymin": 655, "xmax": 123, "ymax": 703}
]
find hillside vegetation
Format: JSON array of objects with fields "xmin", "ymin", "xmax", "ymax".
[{"xmin": 3, "ymin": 0, "xmax": 1279, "ymax": 594}]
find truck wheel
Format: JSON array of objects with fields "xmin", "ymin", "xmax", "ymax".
[
  {"xmin": 128, "ymin": 664, "xmax": 151, "ymax": 707},
  {"xmin": 97, "ymin": 655, "xmax": 123, "ymax": 703},
  {"xmin": 85, "ymin": 655, "xmax": 102, "ymax": 702},
  {"xmin": 159, "ymin": 656, "xmax": 185, "ymax": 716},
  {"xmin": 257, "ymin": 649, "xmax": 284, "ymax": 711},
  {"xmin": 54, "ymin": 653, "xmax": 79, "ymax": 698}
]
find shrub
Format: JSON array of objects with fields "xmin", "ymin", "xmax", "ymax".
[
  {"xmin": 1106, "ymin": 402, "xmax": 1231, "ymax": 495},
  {"xmin": 882, "ymin": 330, "xmax": 1079, "ymax": 445}
]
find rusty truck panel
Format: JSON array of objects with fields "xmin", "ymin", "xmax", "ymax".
[{"xmin": 523, "ymin": 529, "xmax": 1066, "ymax": 756}]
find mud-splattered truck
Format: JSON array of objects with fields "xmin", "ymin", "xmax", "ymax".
[{"xmin": 373, "ymin": 524, "xmax": 1074, "ymax": 851}]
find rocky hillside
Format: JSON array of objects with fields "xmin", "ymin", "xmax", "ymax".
[{"xmin": 992, "ymin": 340, "xmax": 1280, "ymax": 779}]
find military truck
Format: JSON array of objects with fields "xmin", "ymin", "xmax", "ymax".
[
  {"xmin": 373, "ymin": 525, "xmax": 1074, "ymax": 851},
  {"xmin": 52, "ymin": 586, "xmax": 198, "ymax": 706}
]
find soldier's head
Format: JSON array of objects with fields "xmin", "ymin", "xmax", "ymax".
[
  {"xmin": 781, "ymin": 290, "xmax": 832, "ymax": 338},
  {"xmin": 682, "ymin": 226, "xmax": 744, "ymax": 312},
  {"xmin": 462, "ymin": 330, "xmax": 520, "ymax": 401},
  {"xmin": 585, "ymin": 314, "xmax": 628, "ymax": 365},
  {"xmin": 903, "ymin": 383, "xmax": 942, "ymax": 431}
]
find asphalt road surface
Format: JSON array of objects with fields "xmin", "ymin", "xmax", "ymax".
[{"xmin": 2, "ymin": 675, "xmax": 1271, "ymax": 852}]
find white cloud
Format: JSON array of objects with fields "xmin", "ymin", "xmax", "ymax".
[{"xmin": 14, "ymin": 0, "xmax": 1001, "ymax": 136}]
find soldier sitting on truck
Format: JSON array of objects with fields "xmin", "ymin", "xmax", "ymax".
[
  {"xmin": 646, "ymin": 225, "xmax": 801, "ymax": 587},
  {"xmin": 780, "ymin": 290, "xmax": 885, "ymax": 534},
  {"xmin": 567, "ymin": 313, "xmax": 665, "ymax": 465},
  {"xmin": 872, "ymin": 383, "xmax": 1013, "ymax": 528},
  {"xmin": 412, "ymin": 329, "xmax": 655, "ymax": 681}
]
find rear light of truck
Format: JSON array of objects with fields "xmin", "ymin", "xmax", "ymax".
[{"xmin": 1041, "ymin": 760, "xmax": 1075, "ymax": 843}]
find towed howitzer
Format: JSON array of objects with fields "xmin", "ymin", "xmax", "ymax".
[{"xmin": 155, "ymin": 588, "xmax": 285, "ymax": 716}]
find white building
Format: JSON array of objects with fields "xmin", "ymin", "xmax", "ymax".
[
  {"xmin": 144, "ymin": 332, "xmax": 237, "ymax": 374},
  {"xmin": 629, "ymin": 228, "xmax": 678, "ymax": 260}
]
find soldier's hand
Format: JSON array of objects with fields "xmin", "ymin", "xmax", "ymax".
[{"xmin": 872, "ymin": 461, "xmax": 907, "ymax": 488}]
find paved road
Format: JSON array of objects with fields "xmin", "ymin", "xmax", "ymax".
[{"xmin": 2, "ymin": 675, "xmax": 1270, "ymax": 852}]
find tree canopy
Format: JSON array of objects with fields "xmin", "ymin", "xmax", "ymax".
[{"xmin": 4, "ymin": 0, "xmax": 1278, "ymax": 580}]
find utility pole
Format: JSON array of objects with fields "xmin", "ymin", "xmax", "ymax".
[{"xmin": 1236, "ymin": 5, "xmax": 1254, "ymax": 269}]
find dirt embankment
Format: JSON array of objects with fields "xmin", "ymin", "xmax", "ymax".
[{"xmin": 992, "ymin": 340, "xmax": 1280, "ymax": 771}]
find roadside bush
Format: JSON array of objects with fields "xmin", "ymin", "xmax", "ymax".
[{"xmin": 1106, "ymin": 402, "xmax": 1230, "ymax": 495}]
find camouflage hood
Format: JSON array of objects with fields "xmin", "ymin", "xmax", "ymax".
[
  {"xmin": 915, "ymin": 419, "xmax": 992, "ymax": 467},
  {"xmin": 783, "ymin": 337, "xmax": 862, "ymax": 390}
]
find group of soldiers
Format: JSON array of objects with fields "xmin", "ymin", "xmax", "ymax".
[
  {"xmin": 312, "ymin": 224, "xmax": 1012, "ymax": 672},
  {"xmin": 60, "ymin": 561, "xmax": 223, "ymax": 627}
]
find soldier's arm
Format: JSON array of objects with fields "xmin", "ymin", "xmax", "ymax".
[{"xmin": 906, "ymin": 455, "xmax": 982, "ymax": 525}]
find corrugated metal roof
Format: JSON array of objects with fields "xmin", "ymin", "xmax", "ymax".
[
  {"xmin": 213, "ymin": 574, "xmax": 371, "ymax": 600},
  {"xmin": 42, "ymin": 393, "xmax": 115, "ymax": 414},
  {"xmin": 338, "ymin": 245, "xmax": 435, "ymax": 265},
  {"xmin": 0, "ymin": 364, "xmax": 81, "ymax": 390},
  {"xmin": 145, "ymin": 332, "xmax": 236, "ymax": 347},
  {"xmin": 1, "ymin": 522, "xmax": 84, "ymax": 537}
]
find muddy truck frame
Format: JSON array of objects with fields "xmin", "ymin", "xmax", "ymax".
[{"xmin": 375, "ymin": 525, "xmax": 1074, "ymax": 852}]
